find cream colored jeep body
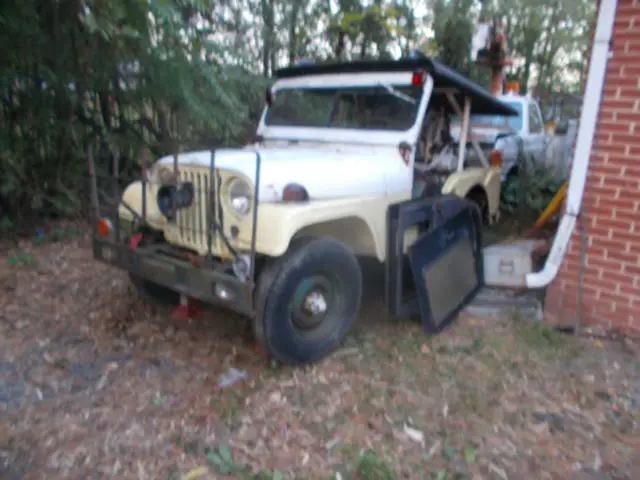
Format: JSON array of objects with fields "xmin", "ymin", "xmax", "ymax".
[{"xmin": 93, "ymin": 55, "xmax": 517, "ymax": 365}]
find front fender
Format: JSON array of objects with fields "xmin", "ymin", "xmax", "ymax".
[
  {"xmin": 117, "ymin": 181, "xmax": 165, "ymax": 230},
  {"xmin": 441, "ymin": 167, "xmax": 501, "ymax": 215},
  {"xmin": 254, "ymin": 196, "xmax": 395, "ymax": 261}
]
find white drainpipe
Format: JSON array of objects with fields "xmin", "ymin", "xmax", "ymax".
[{"xmin": 525, "ymin": 0, "xmax": 617, "ymax": 289}]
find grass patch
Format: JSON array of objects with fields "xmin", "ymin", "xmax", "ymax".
[
  {"xmin": 5, "ymin": 248, "xmax": 37, "ymax": 267},
  {"xmin": 220, "ymin": 391, "xmax": 241, "ymax": 426},
  {"xmin": 510, "ymin": 311, "xmax": 569, "ymax": 351},
  {"xmin": 352, "ymin": 449, "xmax": 395, "ymax": 480}
]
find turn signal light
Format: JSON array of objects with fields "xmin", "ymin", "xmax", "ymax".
[
  {"xmin": 489, "ymin": 150, "xmax": 502, "ymax": 167},
  {"xmin": 96, "ymin": 217, "xmax": 112, "ymax": 237},
  {"xmin": 282, "ymin": 183, "xmax": 309, "ymax": 202}
]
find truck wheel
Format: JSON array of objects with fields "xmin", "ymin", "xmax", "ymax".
[
  {"xmin": 254, "ymin": 237, "xmax": 362, "ymax": 365},
  {"xmin": 129, "ymin": 274, "xmax": 180, "ymax": 306}
]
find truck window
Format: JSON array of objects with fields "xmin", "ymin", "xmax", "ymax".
[
  {"xmin": 501, "ymin": 101, "xmax": 524, "ymax": 131},
  {"xmin": 450, "ymin": 100, "xmax": 523, "ymax": 132},
  {"xmin": 529, "ymin": 102, "xmax": 543, "ymax": 133}
]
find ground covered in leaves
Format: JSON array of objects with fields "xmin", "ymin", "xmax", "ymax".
[{"xmin": 1, "ymin": 231, "xmax": 639, "ymax": 480}]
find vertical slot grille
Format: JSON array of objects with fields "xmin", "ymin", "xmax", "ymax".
[{"xmin": 175, "ymin": 168, "xmax": 215, "ymax": 251}]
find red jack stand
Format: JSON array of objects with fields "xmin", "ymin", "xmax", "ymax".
[
  {"xmin": 253, "ymin": 344, "xmax": 270, "ymax": 358},
  {"xmin": 172, "ymin": 294, "xmax": 204, "ymax": 321},
  {"xmin": 128, "ymin": 232, "xmax": 143, "ymax": 250}
]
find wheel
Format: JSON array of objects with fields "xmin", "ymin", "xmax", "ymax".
[
  {"xmin": 465, "ymin": 187, "xmax": 489, "ymax": 225},
  {"xmin": 129, "ymin": 274, "xmax": 180, "ymax": 306},
  {"xmin": 253, "ymin": 237, "xmax": 362, "ymax": 365}
]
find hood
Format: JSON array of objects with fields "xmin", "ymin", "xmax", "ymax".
[
  {"xmin": 450, "ymin": 123, "xmax": 515, "ymax": 145},
  {"xmin": 155, "ymin": 146, "xmax": 389, "ymax": 202}
]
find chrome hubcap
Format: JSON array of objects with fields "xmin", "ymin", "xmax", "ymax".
[{"xmin": 304, "ymin": 291, "xmax": 327, "ymax": 315}]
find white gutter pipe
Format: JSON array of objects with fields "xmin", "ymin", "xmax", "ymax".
[{"xmin": 525, "ymin": 0, "xmax": 617, "ymax": 289}]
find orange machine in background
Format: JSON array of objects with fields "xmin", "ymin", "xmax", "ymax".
[{"xmin": 473, "ymin": 15, "xmax": 513, "ymax": 96}]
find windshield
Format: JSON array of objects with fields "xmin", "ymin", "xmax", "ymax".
[
  {"xmin": 264, "ymin": 84, "xmax": 423, "ymax": 131},
  {"xmin": 451, "ymin": 100, "xmax": 523, "ymax": 131}
]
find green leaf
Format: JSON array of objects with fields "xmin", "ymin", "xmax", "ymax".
[
  {"xmin": 217, "ymin": 443, "xmax": 233, "ymax": 465},
  {"xmin": 206, "ymin": 450, "xmax": 231, "ymax": 473},
  {"xmin": 272, "ymin": 471, "xmax": 284, "ymax": 480},
  {"xmin": 443, "ymin": 446, "xmax": 455, "ymax": 461},
  {"xmin": 205, "ymin": 452, "xmax": 222, "ymax": 467},
  {"xmin": 436, "ymin": 471, "xmax": 448, "ymax": 480},
  {"xmin": 463, "ymin": 445, "xmax": 476, "ymax": 463}
]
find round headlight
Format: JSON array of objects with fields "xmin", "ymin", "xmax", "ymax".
[{"xmin": 228, "ymin": 178, "xmax": 252, "ymax": 216}]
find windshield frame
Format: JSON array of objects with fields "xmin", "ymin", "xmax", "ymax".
[
  {"xmin": 263, "ymin": 84, "xmax": 423, "ymax": 132},
  {"xmin": 257, "ymin": 71, "xmax": 433, "ymax": 146}
]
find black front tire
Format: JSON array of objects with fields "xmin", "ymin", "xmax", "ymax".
[{"xmin": 254, "ymin": 237, "xmax": 362, "ymax": 365}]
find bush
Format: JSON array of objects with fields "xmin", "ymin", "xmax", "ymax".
[
  {"xmin": 0, "ymin": 0, "xmax": 269, "ymax": 234},
  {"xmin": 500, "ymin": 152, "xmax": 564, "ymax": 218}
]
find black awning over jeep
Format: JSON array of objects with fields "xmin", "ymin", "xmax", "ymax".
[{"xmin": 274, "ymin": 57, "xmax": 518, "ymax": 117}]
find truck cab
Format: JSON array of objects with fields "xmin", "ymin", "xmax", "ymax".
[{"xmin": 451, "ymin": 85, "xmax": 549, "ymax": 181}]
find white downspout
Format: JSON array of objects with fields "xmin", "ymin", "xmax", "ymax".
[{"xmin": 525, "ymin": 0, "xmax": 617, "ymax": 289}]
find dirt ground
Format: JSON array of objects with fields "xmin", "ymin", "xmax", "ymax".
[{"xmin": 1, "ymin": 231, "xmax": 639, "ymax": 480}]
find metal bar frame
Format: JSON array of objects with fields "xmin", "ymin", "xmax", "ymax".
[
  {"xmin": 88, "ymin": 143, "xmax": 99, "ymax": 222},
  {"xmin": 89, "ymin": 142, "xmax": 264, "ymax": 315},
  {"xmin": 444, "ymin": 92, "xmax": 489, "ymax": 168},
  {"xmin": 113, "ymin": 143, "xmax": 120, "ymax": 241},
  {"xmin": 206, "ymin": 149, "xmax": 216, "ymax": 266},
  {"xmin": 248, "ymin": 151, "xmax": 262, "ymax": 311}
]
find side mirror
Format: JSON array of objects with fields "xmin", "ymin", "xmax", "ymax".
[{"xmin": 554, "ymin": 120, "xmax": 569, "ymax": 136}]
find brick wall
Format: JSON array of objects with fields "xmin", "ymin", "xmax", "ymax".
[{"xmin": 544, "ymin": 0, "xmax": 640, "ymax": 337}]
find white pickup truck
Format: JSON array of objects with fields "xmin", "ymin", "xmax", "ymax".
[{"xmin": 451, "ymin": 89, "xmax": 550, "ymax": 181}]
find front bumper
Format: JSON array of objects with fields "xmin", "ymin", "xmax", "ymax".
[{"xmin": 92, "ymin": 236, "xmax": 254, "ymax": 316}]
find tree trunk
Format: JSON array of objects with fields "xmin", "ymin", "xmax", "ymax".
[{"xmin": 261, "ymin": 0, "xmax": 274, "ymax": 75}]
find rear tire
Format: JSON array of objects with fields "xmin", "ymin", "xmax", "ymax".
[
  {"xmin": 254, "ymin": 237, "xmax": 362, "ymax": 365},
  {"xmin": 465, "ymin": 187, "xmax": 489, "ymax": 225}
]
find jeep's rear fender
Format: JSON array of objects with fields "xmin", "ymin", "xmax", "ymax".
[
  {"xmin": 255, "ymin": 194, "xmax": 406, "ymax": 261},
  {"xmin": 441, "ymin": 167, "xmax": 501, "ymax": 215}
]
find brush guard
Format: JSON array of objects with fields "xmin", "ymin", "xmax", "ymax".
[{"xmin": 88, "ymin": 144, "xmax": 262, "ymax": 318}]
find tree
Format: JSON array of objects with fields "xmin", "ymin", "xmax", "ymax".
[
  {"xmin": 0, "ymin": 0, "xmax": 596, "ymax": 230},
  {"xmin": 0, "ymin": 0, "xmax": 264, "ymax": 227}
]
